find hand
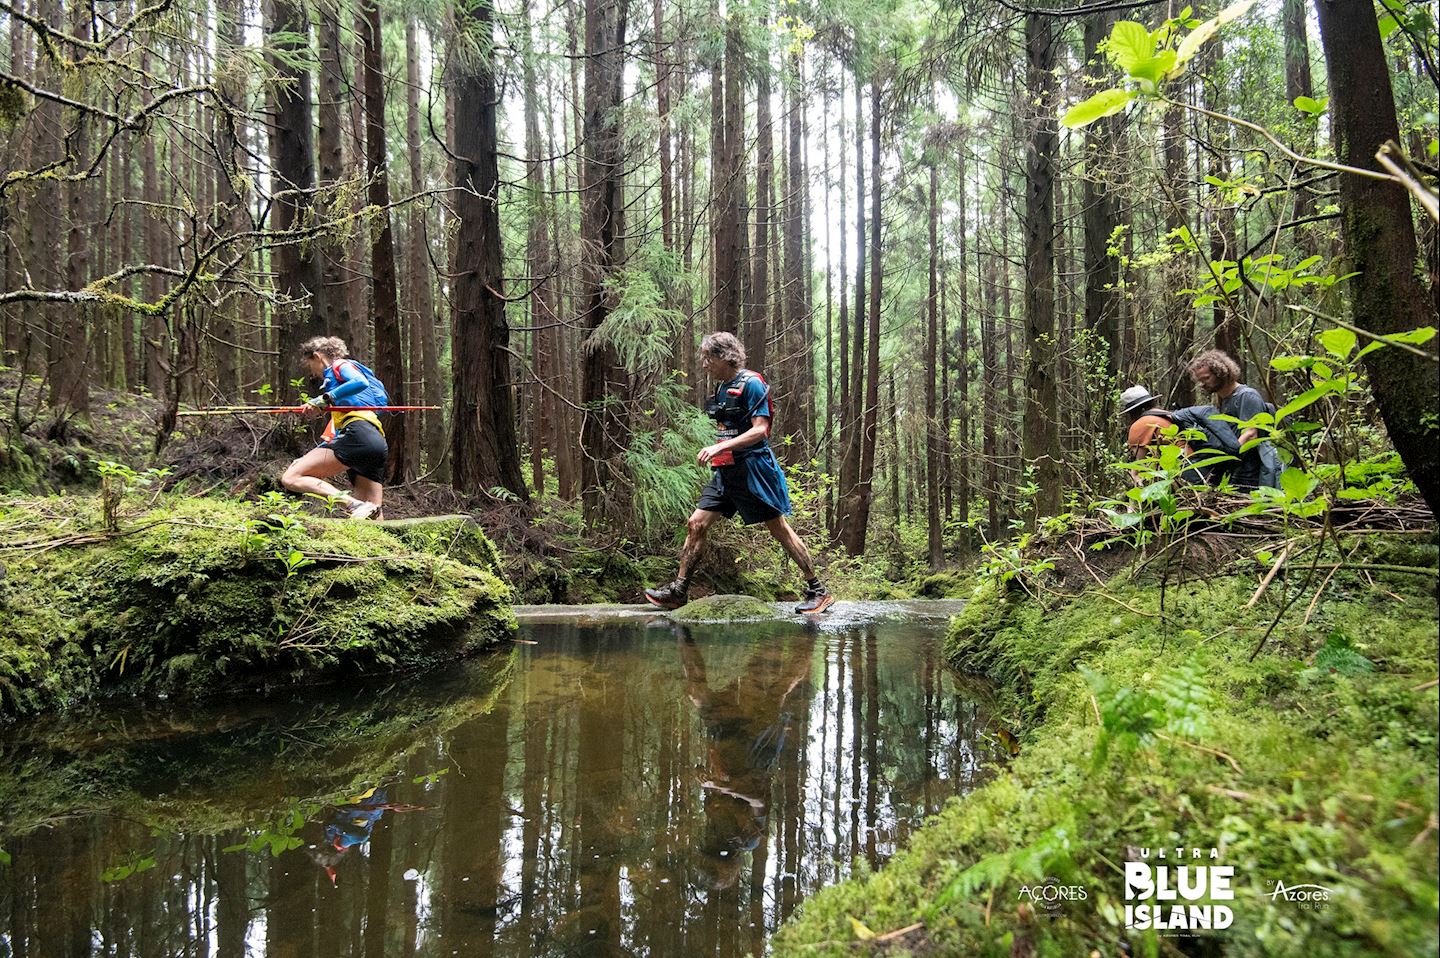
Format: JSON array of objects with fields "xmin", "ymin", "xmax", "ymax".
[
  {"xmin": 697, "ymin": 444, "xmax": 724, "ymax": 466},
  {"xmin": 303, "ymin": 394, "xmax": 331, "ymax": 414}
]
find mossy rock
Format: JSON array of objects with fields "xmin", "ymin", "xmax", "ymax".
[
  {"xmin": 0, "ymin": 494, "xmax": 515, "ymax": 720},
  {"xmin": 669, "ymin": 593, "xmax": 778, "ymax": 623}
]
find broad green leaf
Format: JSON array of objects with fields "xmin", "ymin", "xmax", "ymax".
[
  {"xmin": 1318, "ymin": 327, "xmax": 1357, "ymax": 359},
  {"xmin": 1108, "ymin": 21, "xmax": 1156, "ymax": 75},
  {"xmin": 1293, "ymin": 95, "xmax": 1329, "ymax": 116},
  {"xmin": 1275, "ymin": 381, "xmax": 1343, "ymax": 422},
  {"xmin": 1132, "ymin": 49, "xmax": 1178, "ymax": 87},
  {"xmin": 1062, "ymin": 88, "xmax": 1134, "ymax": 128},
  {"xmin": 1269, "ymin": 355, "xmax": 1312, "ymax": 372},
  {"xmin": 1383, "ymin": 326, "xmax": 1437, "ymax": 345},
  {"xmin": 849, "ymin": 917, "xmax": 876, "ymax": 941},
  {"xmin": 1378, "ymin": 11, "xmax": 1400, "ymax": 38},
  {"xmin": 0, "ymin": 847, "xmax": 10, "ymax": 866}
]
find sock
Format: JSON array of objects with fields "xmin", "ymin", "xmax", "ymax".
[
  {"xmin": 806, "ymin": 578, "xmax": 822, "ymax": 590},
  {"xmin": 677, "ymin": 575, "xmax": 690, "ymax": 590}
]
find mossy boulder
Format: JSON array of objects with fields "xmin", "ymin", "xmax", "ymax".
[
  {"xmin": 0, "ymin": 494, "xmax": 515, "ymax": 719},
  {"xmin": 669, "ymin": 593, "xmax": 778, "ymax": 623}
]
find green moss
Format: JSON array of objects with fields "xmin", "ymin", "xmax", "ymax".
[
  {"xmin": 669, "ymin": 593, "xmax": 779, "ymax": 623},
  {"xmin": 0, "ymin": 494, "xmax": 514, "ymax": 720},
  {"xmin": 775, "ymin": 547, "xmax": 1439, "ymax": 958}
]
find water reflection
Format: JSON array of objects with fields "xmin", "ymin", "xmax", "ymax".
[{"xmin": 0, "ymin": 619, "xmax": 1000, "ymax": 957}]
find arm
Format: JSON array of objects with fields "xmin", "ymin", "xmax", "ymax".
[
  {"xmin": 698, "ymin": 415, "xmax": 771, "ymax": 465},
  {"xmin": 326, "ymin": 362, "xmax": 368, "ymax": 403}
]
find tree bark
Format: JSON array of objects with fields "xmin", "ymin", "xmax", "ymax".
[
  {"xmin": 925, "ymin": 134, "xmax": 941, "ymax": 569},
  {"xmin": 1315, "ymin": 0, "xmax": 1440, "ymax": 516},
  {"xmin": 406, "ymin": 18, "xmax": 445, "ymax": 478},
  {"xmin": 578, "ymin": 0, "xmax": 630, "ymax": 522},
  {"xmin": 269, "ymin": 0, "xmax": 327, "ymax": 398},
  {"xmin": 1022, "ymin": 11, "xmax": 1063, "ymax": 523},
  {"xmin": 451, "ymin": 0, "xmax": 528, "ymax": 499},
  {"xmin": 360, "ymin": 0, "xmax": 409, "ymax": 483}
]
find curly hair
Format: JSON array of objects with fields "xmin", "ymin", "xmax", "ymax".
[
  {"xmin": 1188, "ymin": 349, "xmax": 1240, "ymax": 389},
  {"xmin": 299, "ymin": 335, "xmax": 349, "ymax": 363},
  {"xmin": 699, "ymin": 331, "xmax": 746, "ymax": 368}
]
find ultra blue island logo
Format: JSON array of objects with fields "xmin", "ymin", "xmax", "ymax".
[{"xmin": 1124, "ymin": 846, "xmax": 1235, "ymax": 932}]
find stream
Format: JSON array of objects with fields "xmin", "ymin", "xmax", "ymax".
[{"xmin": 0, "ymin": 602, "xmax": 1001, "ymax": 957}]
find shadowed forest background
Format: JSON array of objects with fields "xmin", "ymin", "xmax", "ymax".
[{"xmin": 2, "ymin": 0, "xmax": 1436, "ymax": 590}]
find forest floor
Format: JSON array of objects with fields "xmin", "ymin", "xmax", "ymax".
[{"xmin": 772, "ymin": 532, "xmax": 1440, "ymax": 958}]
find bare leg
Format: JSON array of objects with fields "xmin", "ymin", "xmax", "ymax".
[
  {"xmin": 678, "ymin": 509, "xmax": 721, "ymax": 578},
  {"xmin": 352, "ymin": 476, "xmax": 384, "ymax": 517},
  {"xmin": 281, "ymin": 448, "xmax": 361, "ymax": 506},
  {"xmin": 762, "ymin": 516, "xmax": 818, "ymax": 581}
]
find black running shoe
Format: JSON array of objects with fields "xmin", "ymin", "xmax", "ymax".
[
  {"xmin": 794, "ymin": 582, "xmax": 835, "ymax": 615},
  {"xmin": 644, "ymin": 579, "xmax": 690, "ymax": 610}
]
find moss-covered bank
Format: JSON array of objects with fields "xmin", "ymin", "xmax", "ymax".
[
  {"xmin": 0, "ymin": 495, "xmax": 515, "ymax": 720},
  {"xmin": 774, "ymin": 545, "xmax": 1439, "ymax": 957}
]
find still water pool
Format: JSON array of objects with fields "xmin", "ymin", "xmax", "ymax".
[{"xmin": 0, "ymin": 609, "xmax": 1001, "ymax": 957}]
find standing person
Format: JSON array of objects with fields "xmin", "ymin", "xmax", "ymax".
[
  {"xmin": 1187, "ymin": 350, "xmax": 1282, "ymax": 489},
  {"xmin": 644, "ymin": 332, "xmax": 835, "ymax": 615},
  {"xmin": 281, "ymin": 336, "xmax": 388, "ymax": 520}
]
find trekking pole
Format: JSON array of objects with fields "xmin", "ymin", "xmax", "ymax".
[{"xmin": 175, "ymin": 405, "xmax": 442, "ymax": 417}]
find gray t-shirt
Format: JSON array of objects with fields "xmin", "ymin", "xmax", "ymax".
[{"xmin": 1219, "ymin": 384, "xmax": 1279, "ymax": 489}]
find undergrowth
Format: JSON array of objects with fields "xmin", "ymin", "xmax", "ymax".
[{"xmin": 773, "ymin": 542, "xmax": 1439, "ymax": 957}]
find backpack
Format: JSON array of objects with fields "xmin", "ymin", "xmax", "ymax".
[
  {"xmin": 331, "ymin": 360, "xmax": 389, "ymax": 408},
  {"xmin": 1163, "ymin": 405, "xmax": 1240, "ymax": 458}
]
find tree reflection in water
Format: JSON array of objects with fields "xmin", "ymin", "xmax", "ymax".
[{"xmin": 0, "ymin": 620, "xmax": 999, "ymax": 957}]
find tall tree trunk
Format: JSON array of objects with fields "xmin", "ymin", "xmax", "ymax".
[
  {"xmin": 1019, "ymin": 14, "xmax": 1065, "ymax": 524},
  {"xmin": 51, "ymin": 0, "xmax": 90, "ymax": 417},
  {"xmin": 1203, "ymin": 35, "xmax": 1238, "ymax": 367},
  {"xmin": 836, "ymin": 72, "xmax": 867, "ymax": 554},
  {"xmin": 578, "ymin": 0, "xmax": 630, "ymax": 522},
  {"xmin": 1283, "ymin": 0, "xmax": 1316, "ymax": 222},
  {"xmin": 783, "ymin": 52, "xmax": 809, "ymax": 460},
  {"xmin": 711, "ymin": 14, "xmax": 745, "ymax": 335},
  {"xmin": 214, "ymin": 0, "xmax": 248, "ymax": 400},
  {"xmin": 1082, "ymin": 10, "xmax": 1121, "ymax": 414},
  {"xmin": 269, "ymin": 0, "xmax": 327, "ymax": 398},
  {"xmin": 925, "ymin": 138, "xmax": 941, "ymax": 569},
  {"xmin": 451, "ymin": 0, "xmax": 528, "ymax": 499},
  {"xmin": 747, "ymin": 52, "xmax": 772, "ymax": 375},
  {"xmin": 851, "ymin": 78, "xmax": 883, "ymax": 553},
  {"xmin": 317, "ymin": 3, "xmax": 353, "ymax": 342},
  {"xmin": 406, "ymin": 19, "xmax": 445, "ymax": 478},
  {"xmin": 1315, "ymin": 0, "xmax": 1440, "ymax": 516},
  {"xmin": 360, "ymin": 0, "xmax": 409, "ymax": 483},
  {"xmin": 981, "ymin": 235, "xmax": 999, "ymax": 538}
]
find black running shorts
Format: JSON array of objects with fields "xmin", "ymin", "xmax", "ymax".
[
  {"xmin": 322, "ymin": 419, "xmax": 388, "ymax": 484},
  {"xmin": 696, "ymin": 468, "xmax": 782, "ymax": 525}
]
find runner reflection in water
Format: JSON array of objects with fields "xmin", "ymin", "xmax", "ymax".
[
  {"xmin": 677, "ymin": 628, "xmax": 817, "ymax": 889},
  {"xmin": 307, "ymin": 786, "xmax": 419, "ymax": 885}
]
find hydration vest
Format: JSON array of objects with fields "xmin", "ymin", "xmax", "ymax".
[
  {"xmin": 703, "ymin": 369, "xmax": 769, "ymax": 467},
  {"xmin": 323, "ymin": 360, "xmax": 388, "ymax": 438}
]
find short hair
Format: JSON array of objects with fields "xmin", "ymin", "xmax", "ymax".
[
  {"xmin": 1189, "ymin": 349, "xmax": 1240, "ymax": 389},
  {"xmin": 300, "ymin": 335, "xmax": 349, "ymax": 363},
  {"xmin": 699, "ymin": 331, "xmax": 746, "ymax": 368}
]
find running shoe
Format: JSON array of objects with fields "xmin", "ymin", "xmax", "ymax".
[
  {"xmin": 794, "ymin": 582, "xmax": 835, "ymax": 615},
  {"xmin": 644, "ymin": 579, "xmax": 690, "ymax": 610}
]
